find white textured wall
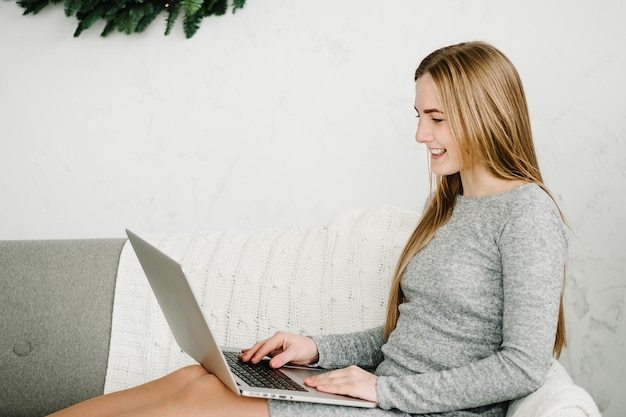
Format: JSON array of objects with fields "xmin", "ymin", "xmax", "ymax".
[{"xmin": 1, "ymin": 0, "xmax": 624, "ymax": 415}]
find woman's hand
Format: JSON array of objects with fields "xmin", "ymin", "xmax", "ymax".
[
  {"xmin": 304, "ymin": 365, "xmax": 378, "ymax": 403},
  {"xmin": 239, "ymin": 331, "xmax": 319, "ymax": 369}
]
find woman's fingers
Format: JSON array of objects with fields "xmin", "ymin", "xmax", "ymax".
[
  {"xmin": 304, "ymin": 366, "xmax": 378, "ymax": 403},
  {"xmin": 265, "ymin": 333, "xmax": 317, "ymax": 368},
  {"xmin": 240, "ymin": 337, "xmax": 281, "ymax": 364},
  {"xmin": 240, "ymin": 332, "xmax": 319, "ymax": 368}
]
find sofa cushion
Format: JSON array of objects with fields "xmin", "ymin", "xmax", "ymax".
[
  {"xmin": 0, "ymin": 239, "xmax": 125, "ymax": 417},
  {"xmin": 506, "ymin": 359, "xmax": 601, "ymax": 417}
]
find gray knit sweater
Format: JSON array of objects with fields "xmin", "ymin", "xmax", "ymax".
[{"xmin": 310, "ymin": 184, "xmax": 568, "ymax": 416}]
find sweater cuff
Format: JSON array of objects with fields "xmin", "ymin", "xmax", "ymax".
[
  {"xmin": 375, "ymin": 375, "xmax": 395, "ymax": 410},
  {"xmin": 310, "ymin": 335, "xmax": 332, "ymax": 368}
]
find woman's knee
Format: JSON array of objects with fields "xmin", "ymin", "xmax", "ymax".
[
  {"xmin": 174, "ymin": 374, "xmax": 230, "ymax": 407},
  {"xmin": 161, "ymin": 365, "xmax": 208, "ymax": 391},
  {"xmin": 174, "ymin": 375, "xmax": 268, "ymax": 416},
  {"xmin": 185, "ymin": 374, "xmax": 226, "ymax": 395}
]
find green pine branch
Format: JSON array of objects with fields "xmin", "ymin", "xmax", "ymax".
[
  {"xmin": 15, "ymin": 0, "xmax": 247, "ymax": 38},
  {"xmin": 203, "ymin": 0, "xmax": 227, "ymax": 16},
  {"xmin": 181, "ymin": 10, "xmax": 199, "ymax": 38},
  {"xmin": 18, "ymin": 0, "xmax": 52, "ymax": 15},
  {"xmin": 232, "ymin": 0, "xmax": 244, "ymax": 12},
  {"xmin": 181, "ymin": 0, "xmax": 203, "ymax": 17},
  {"xmin": 164, "ymin": 1, "xmax": 182, "ymax": 36}
]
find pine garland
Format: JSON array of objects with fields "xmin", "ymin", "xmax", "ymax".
[{"xmin": 16, "ymin": 0, "xmax": 247, "ymax": 38}]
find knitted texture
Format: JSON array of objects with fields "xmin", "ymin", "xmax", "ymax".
[
  {"xmin": 506, "ymin": 360, "xmax": 601, "ymax": 417},
  {"xmin": 103, "ymin": 206, "xmax": 419, "ymax": 393}
]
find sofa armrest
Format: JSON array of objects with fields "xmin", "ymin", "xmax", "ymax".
[{"xmin": 0, "ymin": 238, "xmax": 126, "ymax": 417}]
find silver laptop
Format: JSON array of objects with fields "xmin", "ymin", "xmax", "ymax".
[{"xmin": 125, "ymin": 229, "xmax": 377, "ymax": 408}]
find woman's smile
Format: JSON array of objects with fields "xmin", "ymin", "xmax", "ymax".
[{"xmin": 429, "ymin": 148, "xmax": 447, "ymax": 159}]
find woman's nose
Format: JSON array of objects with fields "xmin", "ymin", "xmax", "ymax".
[{"xmin": 415, "ymin": 120, "xmax": 431, "ymax": 144}]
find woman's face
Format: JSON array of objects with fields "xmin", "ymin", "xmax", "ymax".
[{"xmin": 414, "ymin": 74, "xmax": 463, "ymax": 176}]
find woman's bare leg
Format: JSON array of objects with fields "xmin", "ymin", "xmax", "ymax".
[
  {"xmin": 118, "ymin": 373, "xmax": 269, "ymax": 417},
  {"xmin": 47, "ymin": 365, "xmax": 217, "ymax": 417}
]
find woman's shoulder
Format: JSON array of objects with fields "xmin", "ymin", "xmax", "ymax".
[
  {"xmin": 506, "ymin": 183, "xmax": 562, "ymax": 217},
  {"xmin": 500, "ymin": 183, "xmax": 568, "ymax": 247}
]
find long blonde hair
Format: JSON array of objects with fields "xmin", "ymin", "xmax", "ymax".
[{"xmin": 384, "ymin": 41, "xmax": 567, "ymax": 358}]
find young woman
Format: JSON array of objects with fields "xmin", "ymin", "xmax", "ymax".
[{"xmin": 49, "ymin": 41, "xmax": 567, "ymax": 417}]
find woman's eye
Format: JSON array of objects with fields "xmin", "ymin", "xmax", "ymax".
[{"xmin": 432, "ymin": 118, "xmax": 443, "ymax": 123}]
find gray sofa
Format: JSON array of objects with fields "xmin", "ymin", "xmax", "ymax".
[{"xmin": 1, "ymin": 239, "xmax": 126, "ymax": 417}]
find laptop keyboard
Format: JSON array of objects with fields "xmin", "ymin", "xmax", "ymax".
[{"xmin": 223, "ymin": 351, "xmax": 308, "ymax": 392}]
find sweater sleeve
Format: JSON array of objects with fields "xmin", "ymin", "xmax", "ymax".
[
  {"xmin": 376, "ymin": 196, "xmax": 567, "ymax": 414},
  {"xmin": 311, "ymin": 326, "xmax": 386, "ymax": 370}
]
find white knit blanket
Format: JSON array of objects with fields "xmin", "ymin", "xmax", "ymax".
[
  {"xmin": 506, "ymin": 359, "xmax": 601, "ymax": 417},
  {"xmin": 104, "ymin": 206, "xmax": 419, "ymax": 393}
]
